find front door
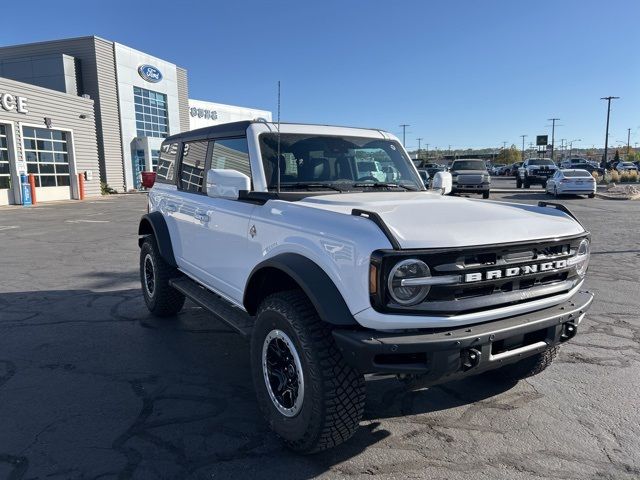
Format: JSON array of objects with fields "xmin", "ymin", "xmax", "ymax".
[{"xmin": 173, "ymin": 137, "xmax": 256, "ymax": 304}]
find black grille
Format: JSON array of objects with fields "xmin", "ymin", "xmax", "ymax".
[{"xmin": 371, "ymin": 235, "xmax": 587, "ymax": 316}]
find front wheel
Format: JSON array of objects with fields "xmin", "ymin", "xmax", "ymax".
[
  {"xmin": 524, "ymin": 178, "xmax": 531, "ymax": 189},
  {"xmin": 482, "ymin": 190, "xmax": 490, "ymax": 199},
  {"xmin": 488, "ymin": 346, "xmax": 558, "ymax": 382},
  {"xmin": 588, "ymin": 193, "xmax": 595, "ymax": 198},
  {"xmin": 251, "ymin": 291, "xmax": 365, "ymax": 453},
  {"xmin": 139, "ymin": 237, "xmax": 185, "ymax": 317},
  {"xmin": 516, "ymin": 177, "xmax": 522, "ymax": 189}
]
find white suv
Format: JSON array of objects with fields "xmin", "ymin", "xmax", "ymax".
[{"xmin": 138, "ymin": 121, "xmax": 593, "ymax": 453}]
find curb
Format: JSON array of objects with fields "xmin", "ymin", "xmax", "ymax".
[{"xmin": 594, "ymin": 193, "xmax": 639, "ymax": 201}]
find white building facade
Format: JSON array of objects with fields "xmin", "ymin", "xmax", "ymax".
[{"xmin": 188, "ymin": 99, "xmax": 271, "ymax": 130}]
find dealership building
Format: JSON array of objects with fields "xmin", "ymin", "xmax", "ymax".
[{"xmin": 0, "ymin": 36, "xmax": 271, "ymax": 204}]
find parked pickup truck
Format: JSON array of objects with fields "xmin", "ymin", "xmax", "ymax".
[{"xmin": 138, "ymin": 121, "xmax": 593, "ymax": 453}]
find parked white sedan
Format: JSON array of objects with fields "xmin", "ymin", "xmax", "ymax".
[
  {"xmin": 615, "ymin": 161, "xmax": 639, "ymax": 172},
  {"xmin": 546, "ymin": 169, "xmax": 596, "ymax": 198}
]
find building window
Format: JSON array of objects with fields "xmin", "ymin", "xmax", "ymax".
[
  {"xmin": 180, "ymin": 141, "xmax": 208, "ymax": 193},
  {"xmin": 22, "ymin": 126, "xmax": 70, "ymax": 187},
  {"xmin": 133, "ymin": 86, "xmax": 169, "ymax": 138},
  {"xmin": 151, "ymin": 149, "xmax": 160, "ymax": 171},
  {"xmin": 0, "ymin": 125, "xmax": 9, "ymax": 189}
]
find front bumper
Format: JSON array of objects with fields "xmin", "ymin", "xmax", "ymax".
[
  {"xmin": 333, "ymin": 291, "xmax": 593, "ymax": 382},
  {"xmin": 451, "ymin": 182, "xmax": 490, "ymax": 193}
]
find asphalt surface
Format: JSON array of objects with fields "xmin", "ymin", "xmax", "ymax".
[{"xmin": 0, "ymin": 192, "xmax": 639, "ymax": 480}]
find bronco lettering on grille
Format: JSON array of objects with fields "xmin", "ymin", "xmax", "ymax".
[{"xmin": 464, "ymin": 259, "xmax": 568, "ymax": 283}]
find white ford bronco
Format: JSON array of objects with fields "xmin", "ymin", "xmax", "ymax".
[{"xmin": 138, "ymin": 121, "xmax": 593, "ymax": 453}]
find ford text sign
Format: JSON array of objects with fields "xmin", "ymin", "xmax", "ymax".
[{"xmin": 138, "ymin": 65, "xmax": 163, "ymax": 83}]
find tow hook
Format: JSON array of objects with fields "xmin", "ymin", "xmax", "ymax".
[
  {"xmin": 461, "ymin": 348, "xmax": 481, "ymax": 371},
  {"xmin": 560, "ymin": 322, "xmax": 578, "ymax": 342}
]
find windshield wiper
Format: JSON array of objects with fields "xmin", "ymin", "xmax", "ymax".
[
  {"xmin": 277, "ymin": 182, "xmax": 344, "ymax": 192},
  {"xmin": 353, "ymin": 182, "xmax": 417, "ymax": 191}
]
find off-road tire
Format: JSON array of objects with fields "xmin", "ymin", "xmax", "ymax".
[
  {"xmin": 516, "ymin": 177, "xmax": 522, "ymax": 189},
  {"xmin": 482, "ymin": 190, "xmax": 490, "ymax": 199},
  {"xmin": 489, "ymin": 346, "xmax": 559, "ymax": 381},
  {"xmin": 588, "ymin": 193, "xmax": 595, "ymax": 198},
  {"xmin": 524, "ymin": 178, "xmax": 531, "ymax": 189},
  {"xmin": 140, "ymin": 236, "xmax": 185, "ymax": 317},
  {"xmin": 251, "ymin": 290, "xmax": 365, "ymax": 454}
]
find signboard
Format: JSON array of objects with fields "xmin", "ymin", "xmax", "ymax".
[
  {"xmin": 536, "ymin": 135, "xmax": 548, "ymax": 146},
  {"xmin": 0, "ymin": 93, "xmax": 28, "ymax": 114},
  {"xmin": 137, "ymin": 64, "xmax": 163, "ymax": 83},
  {"xmin": 190, "ymin": 107, "xmax": 218, "ymax": 120}
]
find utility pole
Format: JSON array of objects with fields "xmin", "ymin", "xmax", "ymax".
[
  {"xmin": 502, "ymin": 141, "xmax": 507, "ymax": 150},
  {"xmin": 417, "ymin": 137, "xmax": 423, "ymax": 158},
  {"xmin": 399, "ymin": 124, "xmax": 410, "ymax": 147},
  {"xmin": 425, "ymin": 143, "xmax": 429, "ymax": 159},
  {"xmin": 520, "ymin": 135, "xmax": 527, "ymax": 161},
  {"xmin": 601, "ymin": 97, "xmax": 619, "ymax": 168},
  {"xmin": 547, "ymin": 118, "xmax": 560, "ymax": 161},
  {"xmin": 627, "ymin": 128, "xmax": 631, "ymax": 157}
]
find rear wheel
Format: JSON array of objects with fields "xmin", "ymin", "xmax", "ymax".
[
  {"xmin": 139, "ymin": 236, "xmax": 185, "ymax": 317},
  {"xmin": 251, "ymin": 291, "xmax": 365, "ymax": 453}
]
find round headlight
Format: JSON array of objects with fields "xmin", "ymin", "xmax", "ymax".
[
  {"xmin": 575, "ymin": 238, "xmax": 590, "ymax": 277},
  {"xmin": 387, "ymin": 259, "xmax": 430, "ymax": 306}
]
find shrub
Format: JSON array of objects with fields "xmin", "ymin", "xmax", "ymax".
[
  {"xmin": 101, "ymin": 182, "xmax": 117, "ymax": 195},
  {"xmin": 609, "ymin": 170, "xmax": 620, "ymax": 183}
]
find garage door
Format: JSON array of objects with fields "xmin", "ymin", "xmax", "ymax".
[{"xmin": 23, "ymin": 126, "xmax": 71, "ymax": 202}]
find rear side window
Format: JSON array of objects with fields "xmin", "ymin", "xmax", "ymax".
[
  {"xmin": 156, "ymin": 142, "xmax": 179, "ymax": 183},
  {"xmin": 180, "ymin": 140, "xmax": 209, "ymax": 193},
  {"xmin": 210, "ymin": 138, "xmax": 251, "ymax": 178}
]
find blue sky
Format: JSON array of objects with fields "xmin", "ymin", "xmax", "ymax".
[{"xmin": 2, "ymin": 0, "xmax": 638, "ymax": 149}]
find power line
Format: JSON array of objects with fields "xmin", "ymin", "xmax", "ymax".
[
  {"xmin": 399, "ymin": 124, "xmax": 410, "ymax": 146},
  {"xmin": 601, "ymin": 96, "xmax": 619, "ymax": 167},
  {"xmin": 547, "ymin": 118, "xmax": 560, "ymax": 161}
]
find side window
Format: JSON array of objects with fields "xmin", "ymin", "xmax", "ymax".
[
  {"xmin": 210, "ymin": 138, "xmax": 251, "ymax": 178},
  {"xmin": 179, "ymin": 140, "xmax": 209, "ymax": 193},
  {"xmin": 156, "ymin": 142, "xmax": 178, "ymax": 183}
]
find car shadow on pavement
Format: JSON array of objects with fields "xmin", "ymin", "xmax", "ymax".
[
  {"xmin": 0, "ymin": 288, "xmax": 518, "ymax": 479},
  {"xmin": 499, "ymin": 193, "xmax": 590, "ymax": 202}
]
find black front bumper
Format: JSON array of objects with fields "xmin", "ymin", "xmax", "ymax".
[
  {"xmin": 332, "ymin": 291, "xmax": 593, "ymax": 383},
  {"xmin": 451, "ymin": 182, "xmax": 490, "ymax": 193}
]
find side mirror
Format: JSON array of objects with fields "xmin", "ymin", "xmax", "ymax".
[
  {"xmin": 206, "ymin": 169, "xmax": 251, "ymax": 199},
  {"xmin": 431, "ymin": 171, "xmax": 452, "ymax": 195}
]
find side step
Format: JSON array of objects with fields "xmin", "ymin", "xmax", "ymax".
[{"xmin": 169, "ymin": 276, "xmax": 254, "ymax": 337}]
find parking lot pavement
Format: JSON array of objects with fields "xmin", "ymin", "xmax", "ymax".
[{"xmin": 1, "ymin": 193, "xmax": 639, "ymax": 480}]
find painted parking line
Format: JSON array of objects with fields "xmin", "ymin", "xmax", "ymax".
[
  {"xmin": 64, "ymin": 219, "xmax": 110, "ymax": 224},
  {"xmin": 0, "ymin": 225, "xmax": 19, "ymax": 231}
]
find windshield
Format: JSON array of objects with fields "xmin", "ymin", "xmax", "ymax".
[
  {"xmin": 450, "ymin": 160, "xmax": 487, "ymax": 171},
  {"xmin": 528, "ymin": 159, "xmax": 555, "ymax": 166},
  {"xmin": 259, "ymin": 133, "xmax": 422, "ymax": 190}
]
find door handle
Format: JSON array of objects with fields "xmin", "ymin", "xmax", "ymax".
[
  {"xmin": 194, "ymin": 212, "xmax": 210, "ymax": 222},
  {"xmin": 165, "ymin": 203, "xmax": 177, "ymax": 213}
]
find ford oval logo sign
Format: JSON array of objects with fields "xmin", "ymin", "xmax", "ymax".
[{"xmin": 138, "ymin": 65, "xmax": 162, "ymax": 83}]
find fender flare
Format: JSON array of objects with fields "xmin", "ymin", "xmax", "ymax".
[
  {"xmin": 138, "ymin": 211, "xmax": 177, "ymax": 267},
  {"xmin": 244, "ymin": 253, "xmax": 357, "ymax": 326}
]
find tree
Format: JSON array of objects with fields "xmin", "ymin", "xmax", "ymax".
[
  {"xmin": 613, "ymin": 149, "xmax": 621, "ymax": 164},
  {"xmin": 495, "ymin": 145, "xmax": 522, "ymax": 164}
]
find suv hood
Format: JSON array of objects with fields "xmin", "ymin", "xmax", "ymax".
[{"xmin": 296, "ymin": 192, "xmax": 584, "ymax": 248}]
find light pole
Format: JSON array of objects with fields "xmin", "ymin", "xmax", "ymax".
[
  {"xmin": 601, "ymin": 96, "xmax": 619, "ymax": 168},
  {"xmin": 568, "ymin": 139, "xmax": 581, "ymax": 158},
  {"xmin": 520, "ymin": 135, "xmax": 527, "ymax": 161},
  {"xmin": 627, "ymin": 128, "xmax": 631, "ymax": 157},
  {"xmin": 425, "ymin": 143, "xmax": 429, "ymax": 159},
  {"xmin": 417, "ymin": 137, "xmax": 423, "ymax": 159}
]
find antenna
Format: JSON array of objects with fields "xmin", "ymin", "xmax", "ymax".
[{"xmin": 276, "ymin": 80, "xmax": 281, "ymax": 193}]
